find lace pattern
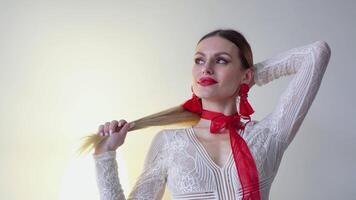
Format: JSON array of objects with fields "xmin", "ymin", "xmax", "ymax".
[
  {"xmin": 93, "ymin": 151, "xmax": 126, "ymax": 200},
  {"xmin": 93, "ymin": 41, "xmax": 331, "ymax": 200}
]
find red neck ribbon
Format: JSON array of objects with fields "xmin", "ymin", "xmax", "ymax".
[{"xmin": 182, "ymin": 93, "xmax": 261, "ymax": 200}]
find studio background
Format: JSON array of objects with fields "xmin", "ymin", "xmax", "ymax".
[{"xmin": 0, "ymin": 0, "xmax": 354, "ymax": 199}]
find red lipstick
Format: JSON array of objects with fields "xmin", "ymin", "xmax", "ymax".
[{"xmin": 198, "ymin": 77, "xmax": 218, "ymax": 86}]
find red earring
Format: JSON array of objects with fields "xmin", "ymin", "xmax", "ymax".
[
  {"xmin": 182, "ymin": 85, "xmax": 202, "ymax": 114},
  {"xmin": 238, "ymin": 83, "xmax": 254, "ymax": 121}
]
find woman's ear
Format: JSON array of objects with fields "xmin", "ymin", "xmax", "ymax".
[{"xmin": 241, "ymin": 68, "xmax": 254, "ymax": 86}]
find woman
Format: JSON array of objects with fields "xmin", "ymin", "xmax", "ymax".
[{"xmin": 87, "ymin": 29, "xmax": 331, "ymax": 199}]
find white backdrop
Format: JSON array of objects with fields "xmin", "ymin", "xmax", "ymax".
[{"xmin": 0, "ymin": 0, "xmax": 355, "ymax": 199}]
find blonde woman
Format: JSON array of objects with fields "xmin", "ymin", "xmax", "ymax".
[{"xmin": 83, "ymin": 29, "xmax": 331, "ymax": 199}]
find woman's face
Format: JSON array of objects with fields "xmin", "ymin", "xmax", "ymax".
[{"xmin": 192, "ymin": 36, "xmax": 247, "ymax": 101}]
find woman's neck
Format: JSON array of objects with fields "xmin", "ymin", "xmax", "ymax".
[{"xmin": 193, "ymin": 97, "xmax": 238, "ymax": 132}]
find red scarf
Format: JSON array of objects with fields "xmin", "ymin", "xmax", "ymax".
[{"xmin": 182, "ymin": 93, "xmax": 261, "ymax": 200}]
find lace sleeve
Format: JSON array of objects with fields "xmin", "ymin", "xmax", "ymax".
[
  {"xmin": 254, "ymin": 40, "xmax": 331, "ymax": 148},
  {"xmin": 93, "ymin": 130, "xmax": 168, "ymax": 200},
  {"xmin": 93, "ymin": 151, "xmax": 126, "ymax": 200}
]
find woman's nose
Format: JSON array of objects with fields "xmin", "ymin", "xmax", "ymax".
[{"xmin": 202, "ymin": 61, "xmax": 214, "ymax": 75}]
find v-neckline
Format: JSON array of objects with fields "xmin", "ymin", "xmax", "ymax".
[{"xmin": 187, "ymin": 126, "xmax": 233, "ymax": 171}]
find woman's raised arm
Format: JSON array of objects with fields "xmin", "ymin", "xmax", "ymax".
[
  {"xmin": 253, "ymin": 40, "xmax": 331, "ymax": 149},
  {"xmin": 93, "ymin": 130, "xmax": 169, "ymax": 200}
]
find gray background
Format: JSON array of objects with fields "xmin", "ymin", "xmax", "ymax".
[{"xmin": 0, "ymin": 0, "xmax": 355, "ymax": 199}]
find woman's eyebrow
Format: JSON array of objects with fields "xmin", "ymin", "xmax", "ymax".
[{"xmin": 195, "ymin": 51, "xmax": 232, "ymax": 57}]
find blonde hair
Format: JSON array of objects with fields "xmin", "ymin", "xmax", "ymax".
[{"xmin": 77, "ymin": 105, "xmax": 200, "ymax": 155}]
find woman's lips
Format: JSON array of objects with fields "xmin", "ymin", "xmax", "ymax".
[{"xmin": 198, "ymin": 78, "xmax": 218, "ymax": 86}]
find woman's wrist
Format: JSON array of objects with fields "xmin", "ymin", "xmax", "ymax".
[{"xmin": 94, "ymin": 146, "xmax": 113, "ymax": 155}]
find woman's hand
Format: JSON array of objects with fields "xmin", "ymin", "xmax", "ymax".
[{"xmin": 94, "ymin": 119, "xmax": 135, "ymax": 155}]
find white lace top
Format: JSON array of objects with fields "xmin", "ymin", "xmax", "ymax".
[{"xmin": 92, "ymin": 40, "xmax": 331, "ymax": 200}]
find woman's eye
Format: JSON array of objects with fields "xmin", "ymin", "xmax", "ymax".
[
  {"xmin": 217, "ymin": 58, "xmax": 228, "ymax": 64},
  {"xmin": 194, "ymin": 57, "xmax": 228, "ymax": 65},
  {"xmin": 194, "ymin": 58, "xmax": 204, "ymax": 64}
]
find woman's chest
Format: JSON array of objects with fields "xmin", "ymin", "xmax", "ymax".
[{"xmin": 164, "ymin": 128, "xmax": 283, "ymax": 194}]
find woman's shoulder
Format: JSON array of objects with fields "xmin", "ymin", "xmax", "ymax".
[{"xmin": 244, "ymin": 114, "xmax": 275, "ymax": 134}]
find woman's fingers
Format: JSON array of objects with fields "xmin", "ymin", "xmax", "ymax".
[
  {"xmin": 97, "ymin": 119, "xmax": 128, "ymax": 137},
  {"xmin": 118, "ymin": 119, "xmax": 126, "ymax": 127},
  {"xmin": 113, "ymin": 120, "xmax": 127, "ymax": 135},
  {"xmin": 109, "ymin": 120, "xmax": 119, "ymax": 135},
  {"xmin": 109, "ymin": 119, "xmax": 128, "ymax": 135},
  {"xmin": 94, "ymin": 119, "xmax": 135, "ymax": 153},
  {"xmin": 98, "ymin": 124, "xmax": 104, "ymax": 136},
  {"xmin": 104, "ymin": 122, "xmax": 110, "ymax": 136},
  {"xmin": 115, "ymin": 122, "xmax": 130, "ymax": 144},
  {"xmin": 120, "ymin": 122, "xmax": 130, "ymax": 135}
]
